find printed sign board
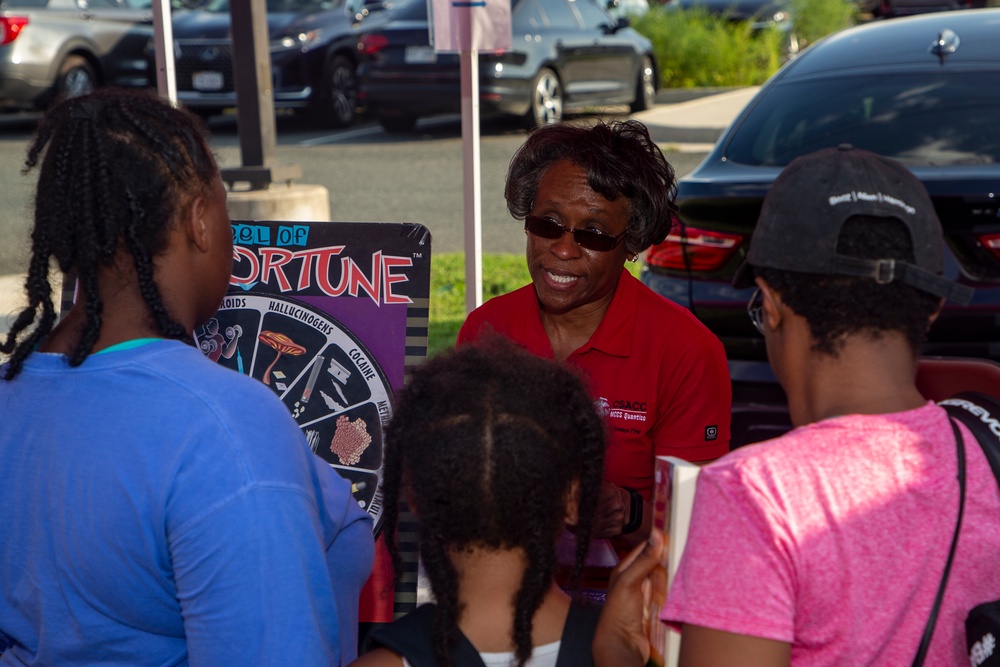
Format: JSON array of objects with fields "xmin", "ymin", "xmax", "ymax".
[{"xmin": 212, "ymin": 221, "xmax": 430, "ymax": 621}]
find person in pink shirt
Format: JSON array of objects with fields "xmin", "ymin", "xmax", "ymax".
[{"xmin": 594, "ymin": 146, "xmax": 1000, "ymax": 666}]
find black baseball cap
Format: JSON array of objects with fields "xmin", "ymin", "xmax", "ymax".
[{"xmin": 733, "ymin": 145, "xmax": 973, "ymax": 305}]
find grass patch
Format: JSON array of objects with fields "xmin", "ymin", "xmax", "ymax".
[{"xmin": 428, "ymin": 252, "xmax": 641, "ymax": 356}]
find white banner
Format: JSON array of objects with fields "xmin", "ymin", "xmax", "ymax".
[{"xmin": 430, "ymin": 0, "xmax": 512, "ymax": 52}]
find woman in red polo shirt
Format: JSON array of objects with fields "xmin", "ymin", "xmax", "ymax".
[{"xmin": 458, "ymin": 120, "xmax": 731, "ymax": 549}]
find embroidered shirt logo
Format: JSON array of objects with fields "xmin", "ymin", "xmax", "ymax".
[
  {"xmin": 604, "ymin": 398, "xmax": 648, "ymax": 423},
  {"xmin": 705, "ymin": 425, "xmax": 718, "ymax": 441}
]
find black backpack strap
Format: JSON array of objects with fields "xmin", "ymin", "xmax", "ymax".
[
  {"xmin": 940, "ymin": 392, "xmax": 1000, "ymax": 486},
  {"xmin": 554, "ymin": 599, "xmax": 602, "ymax": 667},
  {"xmin": 365, "ymin": 603, "xmax": 487, "ymax": 667},
  {"xmin": 911, "ymin": 418, "xmax": 966, "ymax": 667}
]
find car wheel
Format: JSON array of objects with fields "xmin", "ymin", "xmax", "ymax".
[
  {"xmin": 523, "ymin": 67, "xmax": 562, "ymax": 129},
  {"xmin": 377, "ymin": 113, "xmax": 418, "ymax": 133},
  {"xmin": 630, "ymin": 56, "xmax": 656, "ymax": 113},
  {"xmin": 55, "ymin": 56, "xmax": 96, "ymax": 101},
  {"xmin": 312, "ymin": 54, "xmax": 358, "ymax": 128}
]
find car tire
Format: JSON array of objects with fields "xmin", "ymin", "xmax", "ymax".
[
  {"xmin": 523, "ymin": 67, "xmax": 562, "ymax": 129},
  {"xmin": 312, "ymin": 54, "xmax": 358, "ymax": 128},
  {"xmin": 629, "ymin": 56, "xmax": 656, "ymax": 113},
  {"xmin": 377, "ymin": 113, "xmax": 418, "ymax": 133},
  {"xmin": 55, "ymin": 55, "xmax": 97, "ymax": 102}
]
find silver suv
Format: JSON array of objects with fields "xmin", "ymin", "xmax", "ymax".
[{"xmin": 0, "ymin": 0, "xmax": 153, "ymax": 111}]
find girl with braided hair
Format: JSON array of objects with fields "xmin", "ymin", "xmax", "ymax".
[
  {"xmin": 353, "ymin": 338, "xmax": 607, "ymax": 667},
  {"xmin": 0, "ymin": 88, "xmax": 374, "ymax": 666}
]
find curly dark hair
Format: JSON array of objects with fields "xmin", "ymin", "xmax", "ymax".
[
  {"xmin": 0, "ymin": 88, "xmax": 218, "ymax": 381},
  {"xmin": 756, "ymin": 216, "xmax": 942, "ymax": 356},
  {"xmin": 381, "ymin": 337, "xmax": 606, "ymax": 667},
  {"xmin": 504, "ymin": 119, "xmax": 677, "ymax": 256}
]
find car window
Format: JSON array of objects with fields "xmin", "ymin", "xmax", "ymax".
[
  {"xmin": 571, "ymin": 0, "xmax": 613, "ymax": 29},
  {"xmin": 537, "ymin": 0, "xmax": 578, "ymax": 29},
  {"xmin": 202, "ymin": 0, "xmax": 340, "ymax": 10},
  {"xmin": 513, "ymin": 0, "xmax": 547, "ymax": 30},
  {"xmin": 726, "ymin": 72, "xmax": 1000, "ymax": 167},
  {"xmin": 389, "ymin": 0, "xmax": 427, "ymax": 19}
]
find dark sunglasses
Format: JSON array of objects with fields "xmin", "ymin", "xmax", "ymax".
[
  {"xmin": 524, "ymin": 215, "xmax": 626, "ymax": 253},
  {"xmin": 747, "ymin": 287, "xmax": 765, "ymax": 335}
]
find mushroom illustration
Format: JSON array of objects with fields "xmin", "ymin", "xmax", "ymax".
[{"xmin": 258, "ymin": 330, "xmax": 306, "ymax": 385}]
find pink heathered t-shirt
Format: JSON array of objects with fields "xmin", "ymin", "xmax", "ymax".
[{"xmin": 661, "ymin": 402, "xmax": 1000, "ymax": 665}]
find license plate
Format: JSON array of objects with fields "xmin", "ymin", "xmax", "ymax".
[
  {"xmin": 192, "ymin": 71, "xmax": 224, "ymax": 91},
  {"xmin": 404, "ymin": 46, "xmax": 436, "ymax": 64}
]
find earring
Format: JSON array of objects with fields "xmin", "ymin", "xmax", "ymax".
[{"xmin": 629, "ymin": 253, "xmax": 639, "ymax": 263}]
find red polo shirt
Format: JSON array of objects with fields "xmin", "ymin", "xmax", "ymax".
[{"xmin": 457, "ymin": 269, "xmax": 731, "ymax": 500}]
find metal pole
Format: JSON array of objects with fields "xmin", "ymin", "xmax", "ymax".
[
  {"xmin": 151, "ymin": 0, "xmax": 176, "ymax": 104},
  {"xmin": 223, "ymin": 0, "xmax": 301, "ymax": 190},
  {"xmin": 461, "ymin": 47, "xmax": 483, "ymax": 313}
]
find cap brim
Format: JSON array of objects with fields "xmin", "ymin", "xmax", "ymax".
[{"xmin": 732, "ymin": 260, "xmax": 755, "ymax": 289}]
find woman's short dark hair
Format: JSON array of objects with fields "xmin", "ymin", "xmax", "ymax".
[
  {"xmin": 756, "ymin": 215, "xmax": 942, "ymax": 356},
  {"xmin": 381, "ymin": 337, "xmax": 606, "ymax": 667},
  {"xmin": 505, "ymin": 119, "xmax": 677, "ymax": 255},
  {"xmin": 0, "ymin": 88, "xmax": 218, "ymax": 380}
]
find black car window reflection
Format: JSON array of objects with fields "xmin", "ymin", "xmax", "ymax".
[
  {"xmin": 202, "ymin": 0, "xmax": 339, "ymax": 11},
  {"xmin": 516, "ymin": 0, "xmax": 548, "ymax": 31},
  {"xmin": 725, "ymin": 72, "xmax": 1000, "ymax": 167},
  {"xmin": 542, "ymin": 0, "xmax": 580, "ymax": 29},
  {"xmin": 572, "ymin": 0, "xmax": 614, "ymax": 29}
]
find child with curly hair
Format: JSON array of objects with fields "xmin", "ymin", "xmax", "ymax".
[{"xmin": 352, "ymin": 338, "xmax": 608, "ymax": 667}]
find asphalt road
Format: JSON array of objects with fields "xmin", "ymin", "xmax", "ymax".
[{"xmin": 0, "ymin": 109, "xmax": 709, "ymax": 277}]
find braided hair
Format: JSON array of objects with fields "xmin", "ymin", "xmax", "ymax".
[
  {"xmin": 0, "ymin": 88, "xmax": 218, "ymax": 380},
  {"xmin": 382, "ymin": 337, "xmax": 606, "ymax": 667}
]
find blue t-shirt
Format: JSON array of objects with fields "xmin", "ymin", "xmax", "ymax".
[{"xmin": 0, "ymin": 340, "xmax": 374, "ymax": 666}]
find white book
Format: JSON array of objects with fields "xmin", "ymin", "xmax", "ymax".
[{"xmin": 648, "ymin": 455, "xmax": 701, "ymax": 667}]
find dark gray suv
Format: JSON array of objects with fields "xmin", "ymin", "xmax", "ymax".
[{"xmin": 0, "ymin": 0, "xmax": 153, "ymax": 111}]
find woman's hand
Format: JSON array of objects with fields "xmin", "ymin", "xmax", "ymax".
[{"xmin": 592, "ymin": 480, "xmax": 628, "ymax": 538}]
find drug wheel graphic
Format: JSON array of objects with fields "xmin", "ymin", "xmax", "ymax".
[{"xmin": 195, "ymin": 294, "xmax": 392, "ymax": 535}]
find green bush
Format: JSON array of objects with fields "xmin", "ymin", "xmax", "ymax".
[
  {"xmin": 788, "ymin": 0, "xmax": 857, "ymax": 48},
  {"xmin": 632, "ymin": 6, "xmax": 785, "ymax": 88},
  {"xmin": 631, "ymin": 0, "xmax": 857, "ymax": 88}
]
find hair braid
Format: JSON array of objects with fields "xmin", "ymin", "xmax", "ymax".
[{"xmin": 2, "ymin": 89, "xmax": 217, "ymax": 380}]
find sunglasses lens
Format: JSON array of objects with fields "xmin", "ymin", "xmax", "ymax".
[
  {"xmin": 524, "ymin": 216, "xmax": 564, "ymax": 240},
  {"xmin": 525, "ymin": 216, "xmax": 622, "ymax": 252},
  {"xmin": 574, "ymin": 230, "xmax": 617, "ymax": 252}
]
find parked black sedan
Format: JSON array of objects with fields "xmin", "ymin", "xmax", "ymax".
[
  {"xmin": 0, "ymin": 0, "xmax": 153, "ymax": 111},
  {"xmin": 640, "ymin": 9, "xmax": 1000, "ymax": 447},
  {"xmin": 355, "ymin": 0, "xmax": 658, "ymax": 132},
  {"xmin": 169, "ymin": 0, "xmax": 388, "ymax": 127}
]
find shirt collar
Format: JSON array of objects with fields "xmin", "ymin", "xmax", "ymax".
[{"xmin": 569, "ymin": 267, "xmax": 637, "ymax": 359}]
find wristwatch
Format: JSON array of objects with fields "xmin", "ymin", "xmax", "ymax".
[{"xmin": 621, "ymin": 486, "xmax": 643, "ymax": 535}]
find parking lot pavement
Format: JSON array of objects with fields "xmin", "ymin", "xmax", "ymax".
[
  {"xmin": 1, "ymin": 273, "xmax": 25, "ymax": 337},
  {"xmin": 635, "ymin": 86, "xmax": 760, "ymax": 152}
]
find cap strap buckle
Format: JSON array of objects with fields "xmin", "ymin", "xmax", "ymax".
[{"xmin": 874, "ymin": 259, "xmax": 896, "ymax": 284}]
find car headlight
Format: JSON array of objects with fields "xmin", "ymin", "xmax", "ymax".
[{"xmin": 271, "ymin": 30, "xmax": 323, "ymax": 53}]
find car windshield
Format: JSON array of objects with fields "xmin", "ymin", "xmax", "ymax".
[
  {"xmin": 725, "ymin": 71, "xmax": 1000, "ymax": 167},
  {"xmin": 201, "ymin": 0, "xmax": 340, "ymax": 11}
]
